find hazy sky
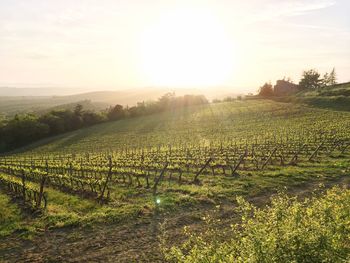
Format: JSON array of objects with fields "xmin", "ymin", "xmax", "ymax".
[{"xmin": 0, "ymin": 0, "xmax": 349, "ymax": 92}]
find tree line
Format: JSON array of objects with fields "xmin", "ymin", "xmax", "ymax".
[
  {"xmin": 259, "ymin": 68, "xmax": 337, "ymax": 96},
  {"xmin": 0, "ymin": 93, "xmax": 208, "ymax": 153}
]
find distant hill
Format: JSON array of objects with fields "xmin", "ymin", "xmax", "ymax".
[
  {"xmin": 0, "ymin": 87, "xmax": 82, "ymax": 96},
  {"xmin": 0, "ymin": 96, "xmax": 110, "ymax": 117},
  {"xmin": 36, "ymin": 100, "xmax": 109, "ymax": 115},
  {"xmin": 64, "ymin": 89, "xmax": 169, "ymax": 105},
  {"xmin": 0, "ymin": 88, "xmax": 169, "ymax": 117},
  {"xmin": 0, "ymin": 87, "xmax": 243, "ymax": 117}
]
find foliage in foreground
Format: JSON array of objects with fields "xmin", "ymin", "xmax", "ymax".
[{"xmin": 162, "ymin": 186, "xmax": 350, "ymax": 263}]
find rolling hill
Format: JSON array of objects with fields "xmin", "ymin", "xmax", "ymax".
[
  {"xmin": 14, "ymin": 99, "xmax": 349, "ymax": 155},
  {"xmin": 0, "ymin": 88, "xmax": 166, "ymax": 117},
  {"xmin": 1, "ymin": 98, "xmax": 349, "ymax": 262}
]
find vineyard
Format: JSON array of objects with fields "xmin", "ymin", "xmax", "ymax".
[
  {"xmin": 0, "ymin": 130, "xmax": 348, "ymax": 204},
  {"xmin": 0, "ymin": 99, "xmax": 349, "ymax": 261}
]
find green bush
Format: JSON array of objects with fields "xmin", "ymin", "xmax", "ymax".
[{"xmin": 162, "ymin": 187, "xmax": 350, "ymax": 262}]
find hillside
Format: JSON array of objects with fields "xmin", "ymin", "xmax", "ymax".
[
  {"xmin": 294, "ymin": 82, "xmax": 350, "ymax": 111},
  {"xmin": 0, "ymin": 89, "xmax": 166, "ymax": 117},
  {"xmin": 1, "ymin": 99, "xmax": 349, "ymax": 262},
  {"xmin": 14, "ymin": 99, "xmax": 349, "ymax": 155}
]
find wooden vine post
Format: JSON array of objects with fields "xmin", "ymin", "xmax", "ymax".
[
  {"xmin": 261, "ymin": 147, "xmax": 278, "ymax": 170},
  {"xmin": 341, "ymin": 142, "xmax": 349, "ymax": 154},
  {"xmin": 193, "ymin": 157, "xmax": 212, "ymax": 183},
  {"xmin": 152, "ymin": 162, "xmax": 168, "ymax": 197},
  {"xmin": 21, "ymin": 169, "xmax": 26, "ymax": 203},
  {"xmin": 289, "ymin": 144, "xmax": 306, "ymax": 165},
  {"xmin": 231, "ymin": 150, "xmax": 247, "ymax": 175},
  {"xmin": 99, "ymin": 156, "xmax": 112, "ymax": 202},
  {"xmin": 37, "ymin": 161, "xmax": 48, "ymax": 208},
  {"xmin": 308, "ymin": 142, "xmax": 324, "ymax": 161}
]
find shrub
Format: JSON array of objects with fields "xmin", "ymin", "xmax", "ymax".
[
  {"xmin": 162, "ymin": 187, "xmax": 350, "ymax": 263},
  {"xmin": 259, "ymin": 83, "xmax": 274, "ymax": 97}
]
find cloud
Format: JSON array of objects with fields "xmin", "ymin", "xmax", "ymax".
[
  {"xmin": 24, "ymin": 52, "xmax": 50, "ymax": 60},
  {"xmin": 246, "ymin": 0, "xmax": 336, "ymax": 23}
]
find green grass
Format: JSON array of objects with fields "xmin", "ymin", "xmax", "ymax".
[{"xmin": 0, "ymin": 192, "xmax": 23, "ymax": 237}]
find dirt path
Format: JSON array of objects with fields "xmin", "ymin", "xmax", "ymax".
[{"xmin": 1, "ymin": 176, "xmax": 349, "ymax": 263}]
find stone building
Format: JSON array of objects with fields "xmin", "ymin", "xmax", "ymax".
[{"xmin": 274, "ymin": 80, "xmax": 300, "ymax": 95}]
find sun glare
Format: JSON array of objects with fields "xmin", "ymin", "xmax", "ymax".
[{"xmin": 138, "ymin": 9, "xmax": 236, "ymax": 87}]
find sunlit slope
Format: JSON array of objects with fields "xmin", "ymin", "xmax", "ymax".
[
  {"xmin": 21, "ymin": 100, "xmax": 350, "ymax": 154},
  {"xmin": 295, "ymin": 82, "xmax": 350, "ymax": 111}
]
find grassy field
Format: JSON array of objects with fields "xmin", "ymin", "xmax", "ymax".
[{"xmin": 0, "ymin": 99, "xmax": 349, "ymax": 262}]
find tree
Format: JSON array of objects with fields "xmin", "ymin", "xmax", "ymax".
[
  {"xmin": 328, "ymin": 68, "xmax": 337, "ymax": 86},
  {"xmin": 158, "ymin": 92, "xmax": 176, "ymax": 110},
  {"xmin": 2, "ymin": 114, "xmax": 49, "ymax": 149},
  {"xmin": 49, "ymin": 109, "xmax": 82, "ymax": 131},
  {"xmin": 82, "ymin": 111, "xmax": 105, "ymax": 126},
  {"xmin": 258, "ymin": 82, "xmax": 274, "ymax": 96},
  {"xmin": 107, "ymin": 104, "xmax": 125, "ymax": 121},
  {"xmin": 74, "ymin": 104, "xmax": 84, "ymax": 116},
  {"xmin": 322, "ymin": 72, "xmax": 329, "ymax": 87},
  {"xmin": 39, "ymin": 114, "xmax": 65, "ymax": 134},
  {"xmin": 299, "ymin": 69, "xmax": 321, "ymax": 90},
  {"xmin": 326, "ymin": 68, "xmax": 337, "ymax": 86},
  {"xmin": 322, "ymin": 68, "xmax": 337, "ymax": 87}
]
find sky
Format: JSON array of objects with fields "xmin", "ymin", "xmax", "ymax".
[{"xmin": 0, "ymin": 0, "xmax": 349, "ymax": 93}]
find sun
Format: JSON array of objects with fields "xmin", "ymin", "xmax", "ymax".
[{"xmin": 138, "ymin": 9, "xmax": 236, "ymax": 87}]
